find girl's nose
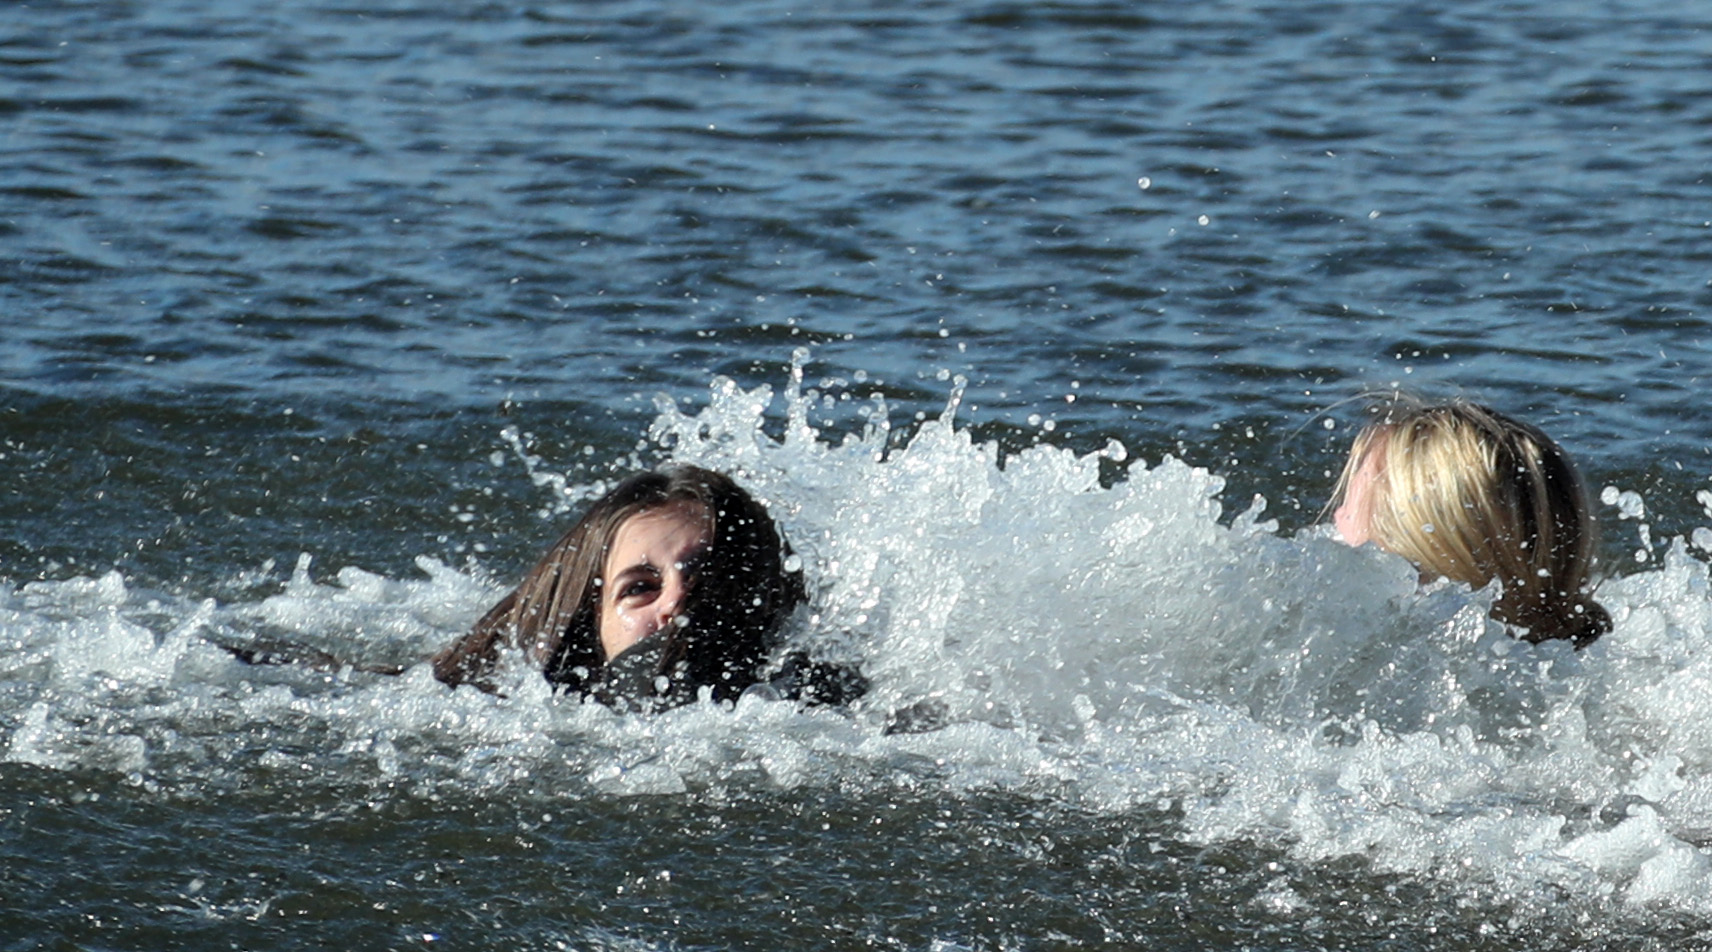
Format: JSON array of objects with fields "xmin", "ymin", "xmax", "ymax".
[{"xmin": 654, "ymin": 577, "xmax": 688, "ymax": 628}]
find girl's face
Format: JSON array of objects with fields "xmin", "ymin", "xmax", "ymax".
[
  {"xmin": 1335, "ymin": 446, "xmax": 1383, "ymax": 548},
  {"xmin": 597, "ymin": 500, "xmax": 711, "ymax": 662}
]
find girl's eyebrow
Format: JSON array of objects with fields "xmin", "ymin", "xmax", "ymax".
[{"xmin": 607, "ymin": 563, "xmax": 662, "ymax": 586}]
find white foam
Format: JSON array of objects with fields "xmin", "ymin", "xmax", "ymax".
[{"xmin": 6, "ymin": 367, "xmax": 1712, "ymax": 916}]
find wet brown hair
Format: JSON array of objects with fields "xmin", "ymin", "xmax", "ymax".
[
  {"xmin": 432, "ymin": 465, "xmax": 806, "ymax": 704},
  {"xmin": 1331, "ymin": 399, "xmax": 1610, "ymax": 648}
]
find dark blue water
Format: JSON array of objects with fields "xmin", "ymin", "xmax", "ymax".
[{"xmin": 6, "ymin": 1, "xmax": 1712, "ymax": 948}]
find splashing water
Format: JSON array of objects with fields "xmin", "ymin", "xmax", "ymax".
[{"xmin": 7, "ymin": 367, "xmax": 1712, "ymax": 922}]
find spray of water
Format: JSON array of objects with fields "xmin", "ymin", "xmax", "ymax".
[{"xmin": 6, "ymin": 362, "xmax": 1712, "ymax": 914}]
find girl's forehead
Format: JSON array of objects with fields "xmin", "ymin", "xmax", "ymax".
[{"xmin": 606, "ymin": 500, "xmax": 712, "ymax": 559}]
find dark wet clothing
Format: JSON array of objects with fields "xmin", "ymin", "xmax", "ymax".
[
  {"xmin": 224, "ymin": 631, "xmax": 867, "ymax": 714},
  {"xmin": 563, "ymin": 631, "xmax": 868, "ymax": 714}
]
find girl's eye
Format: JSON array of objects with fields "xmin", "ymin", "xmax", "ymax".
[{"xmin": 619, "ymin": 579, "xmax": 658, "ymax": 599}]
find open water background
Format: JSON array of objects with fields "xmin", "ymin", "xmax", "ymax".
[{"xmin": 5, "ymin": 0, "xmax": 1712, "ymax": 949}]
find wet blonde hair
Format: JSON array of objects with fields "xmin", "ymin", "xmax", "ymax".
[{"xmin": 1332, "ymin": 400, "xmax": 1610, "ymax": 648}]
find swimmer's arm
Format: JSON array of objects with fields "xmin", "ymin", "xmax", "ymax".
[
  {"xmin": 220, "ymin": 637, "xmax": 500, "ymax": 693},
  {"xmin": 220, "ymin": 640, "xmax": 406, "ymax": 676},
  {"xmin": 220, "ymin": 589, "xmax": 518, "ymax": 692}
]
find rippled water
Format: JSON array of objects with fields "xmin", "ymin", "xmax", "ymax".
[{"xmin": 6, "ymin": 0, "xmax": 1712, "ymax": 948}]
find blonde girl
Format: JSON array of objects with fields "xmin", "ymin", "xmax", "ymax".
[{"xmin": 1331, "ymin": 400, "xmax": 1610, "ymax": 648}]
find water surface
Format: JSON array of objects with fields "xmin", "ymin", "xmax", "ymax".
[{"xmin": 5, "ymin": 0, "xmax": 1712, "ymax": 948}]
